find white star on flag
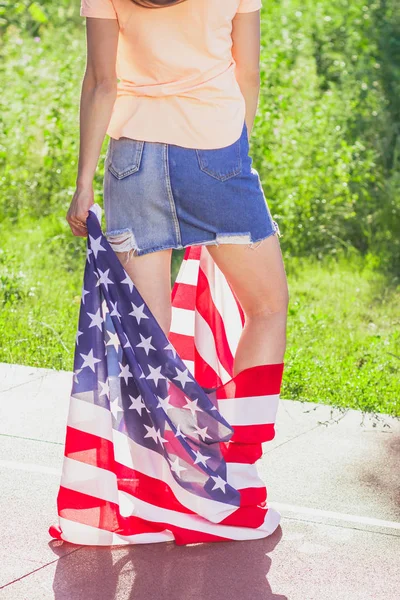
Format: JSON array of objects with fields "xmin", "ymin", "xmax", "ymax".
[
  {"xmin": 122, "ymin": 332, "xmax": 132, "ymax": 349},
  {"xmin": 183, "ymin": 397, "xmax": 201, "ymax": 416},
  {"xmin": 98, "ymin": 379, "xmax": 110, "ymax": 398},
  {"xmin": 156, "ymin": 394, "xmax": 173, "ymax": 413},
  {"xmin": 164, "ymin": 341, "xmax": 177, "ymax": 358},
  {"xmin": 110, "ymin": 396, "xmax": 123, "ymax": 420},
  {"xmin": 89, "ymin": 235, "xmax": 107, "ymax": 259},
  {"xmin": 76, "ymin": 330, "xmax": 83, "ymax": 345},
  {"xmin": 173, "ymin": 366, "xmax": 193, "ymax": 389},
  {"xmin": 143, "ymin": 424, "xmax": 159, "ymax": 444},
  {"xmin": 106, "ymin": 330, "xmax": 120, "ymax": 352},
  {"xmin": 128, "ymin": 393, "xmax": 146, "ymax": 415},
  {"xmin": 146, "ymin": 364, "xmax": 166, "ymax": 387},
  {"xmin": 210, "ymin": 475, "xmax": 228, "ymax": 493},
  {"xmin": 168, "ymin": 457, "xmax": 187, "ymax": 477},
  {"xmin": 129, "ymin": 302, "xmax": 149, "ymax": 324},
  {"xmin": 80, "ymin": 349, "xmax": 102, "ymax": 372},
  {"xmin": 81, "ymin": 288, "xmax": 90, "ymax": 305},
  {"xmin": 86, "ymin": 247, "xmax": 92, "ymax": 263},
  {"xmin": 118, "ymin": 362, "xmax": 133, "ymax": 385},
  {"xmin": 109, "ymin": 300, "xmax": 121, "ymax": 322},
  {"xmin": 73, "ymin": 368, "xmax": 83, "ymax": 383},
  {"xmin": 87, "ymin": 308, "xmax": 103, "ymax": 332},
  {"xmin": 194, "ymin": 425, "xmax": 212, "ymax": 441},
  {"xmin": 156, "ymin": 428, "xmax": 168, "ymax": 445},
  {"xmin": 175, "ymin": 423, "xmax": 186, "ymax": 438},
  {"xmin": 193, "ymin": 450, "xmax": 211, "ymax": 467},
  {"xmin": 121, "ymin": 274, "xmax": 135, "ymax": 293},
  {"xmin": 101, "ymin": 299, "xmax": 109, "ymax": 318},
  {"xmin": 136, "ymin": 333, "xmax": 156, "ymax": 355},
  {"xmin": 95, "ymin": 268, "xmax": 114, "ymax": 291}
]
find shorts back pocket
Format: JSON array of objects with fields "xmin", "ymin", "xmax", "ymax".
[
  {"xmin": 107, "ymin": 137, "xmax": 144, "ymax": 179},
  {"xmin": 196, "ymin": 138, "xmax": 242, "ymax": 182}
]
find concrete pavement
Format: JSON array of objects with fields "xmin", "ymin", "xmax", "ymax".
[{"xmin": 0, "ymin": 362, "xmax": 399, "ymax": 600}]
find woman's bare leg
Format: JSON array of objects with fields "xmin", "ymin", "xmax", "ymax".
[
  {"xmin": 111, "ymin": 245, "xmax": 173, "ymax": 338},
  {"xmin": 110, "ymin": 233, "xmax": 288, "ymax": 378},
  {"xmin": 205, "ymin": 233, "xmax": 289, "ymax": 377}
]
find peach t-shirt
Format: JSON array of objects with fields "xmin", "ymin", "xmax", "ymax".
[{"xmin": 80, "ymin": 0, "xmax": 262, "ymax": 149}]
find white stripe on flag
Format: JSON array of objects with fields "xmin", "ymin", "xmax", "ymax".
[
  {"xmin": 68, "ymin": 394, "xmax": 113, "ymax": 442},
  {"xmin": 119, "ymin": 491, "xmax": 281, "ymax": 540},
  {"xmin": 62, "ymin": 457, "xmax": 119, "ymax": 504},
  {"xmin": 182, "ymin": 359, "xmax": 195, "ymax": 375},
  {"xmin": 226, "ymin": 463, "xmax": 265, "ymax": 489},
  {"xmin": 174, "ymin": 259, "xmax": 199, "ymax": 286},
  {"xmin": 199, "ymin": 254, "xmax": 243, "ymax": 359},
  {"xmin": 170, "ymin": 307, "xmax": 195, "ymax": 336},
  {"xmin": 194, "ymin": 310, "xmax": 231, "ymax": 383},
  {"xmin": 58, "ymin": 517, "xmax": 174, "ymax": 546},
  {"xmin": 217, "ymin": 394, "xmax": 280, "ymax": 426}
]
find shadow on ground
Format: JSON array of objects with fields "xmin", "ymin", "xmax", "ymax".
[
  {"xmin": 358, "ymin": 428, "xmax": 400, "ymax": 518},
  {"xmin": 49, "ymin": 526, "xmax": 286, "ymax": 600}
]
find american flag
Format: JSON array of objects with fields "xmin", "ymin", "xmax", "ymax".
[{"xmin": 48, "ymin": 203, "xmax": 284, "ymax": 545}]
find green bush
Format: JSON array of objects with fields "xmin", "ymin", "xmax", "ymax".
[
  {"xmin": 0, "ymin": 0, "xmax": 399, "ymax": 274},
  {"xmin": 0, "ymin": 1, "xmax": 79, "ymax": 35},
  {"xmin": 253, "ymin": 0, "xmax": 400, "ymax": 273}
]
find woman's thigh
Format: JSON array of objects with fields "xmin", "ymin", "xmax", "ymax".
[
  {"xmin": 205, "ymin": 233, "xmax": 289, "ymax": 318},
  {"xmin": 113, "ymin": 247, "xmax": 173, "ymax": 336}
]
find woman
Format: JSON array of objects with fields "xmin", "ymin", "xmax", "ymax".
[
  {"xmin": 49, "ymin": 0, "xmax": 291, "ymax": 547},
  {"xmin": 66, "ymin": 0, "xmax": 289, "ymax": 379}
]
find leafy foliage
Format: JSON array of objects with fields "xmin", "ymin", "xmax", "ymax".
[{"xmin": 1, "ymin": 0, "xmax": 399, "ymax": 273}]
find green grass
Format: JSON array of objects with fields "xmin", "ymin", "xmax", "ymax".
[
  {"xmin": 283, "ymin": 257, "xmax": 399, "ymax": 416},
  {"xmin": 1, "ymin": 216, "xmax": 398, "ymax": 417},
  {"xmin": 0, "ymin": 214, "xmax": 84, "ymax": 370}
]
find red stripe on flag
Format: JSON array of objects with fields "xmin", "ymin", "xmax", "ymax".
[
  {"xmin": 230, "ymin": 423, "xmax": 276, "ymax": 444},
  {"xmin": 196, "ymin": 265, "xmax": 234, "ymax": 375},
  {"xmin": 216, "ymin": 363, "xmax": 284, "ymax": 399},
  {"xmin": 115, "ymin": 463, "xmax": 196, "ymax": 516},
  {"xmin": 193, "ymin": 345, "xmax": 223, "ymax": 390},
  {"xmin": 64, "ymin": 426, "xmax": 116, "ymax": 471},
  {"xmin": 168, "ymin": 331, "xmax": 195, "ymax": 362},
  {"xmin": 219, "ymin": 505, "xmax": 267, "ymax": 528},
  {"xmin": 221, "ymin": 442, "xmax": 263, "ymax": 464},
  {"xmin": 187, "ymin": 246, "xmax": 202, "ymax": 260},
  {"xmin": 172, "ymin": 526, "xmax": 232, "ymax": 545},
  {"xmin": 64, "ymin": 427, "xmax": 195, "ymax": 515},
  {"xmin": 240, "ymin": 486, "xmax": 267, "ymax": 507},
  {"xmin": 56, "ymin": 486, "xmax": 169, "ymax": 536},
  {"xmin": 170, "ymin": 282, "xmax": 197, "ymax": 310}
]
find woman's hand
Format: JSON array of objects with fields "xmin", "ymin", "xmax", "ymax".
[{"xmin": 66, "ymin": 185, "xmax": 94, "ymax": 237}]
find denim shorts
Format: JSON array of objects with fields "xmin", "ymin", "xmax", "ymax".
[{"xmin": 103, "ymin": 122, "xmax": 280, "ymax": 260}]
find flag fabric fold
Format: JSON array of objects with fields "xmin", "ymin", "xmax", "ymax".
[{"xmin": 48, "ymin": 203, "xmax": 284, "ymax": 546}]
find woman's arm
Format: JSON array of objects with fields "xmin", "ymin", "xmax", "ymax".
[
  {"xmin": 66, "ymin": 17, "xmax": 119, "ymax": 237},
  {"xmin": 231, "ymin": 10, "xmax": 261, "ymax": 140}
]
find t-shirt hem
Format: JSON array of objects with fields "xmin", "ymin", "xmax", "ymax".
[
  {"xmin": 106, "ymin": 122, "xmax": 246, "ymax": 150},
  {"xmin": 80, "ymin": 9, "xmax": 118, "ymax": 19}
]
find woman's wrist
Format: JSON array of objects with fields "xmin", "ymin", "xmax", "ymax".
[{"xmin": 76, "ymin": 178, "xmax": 93, "ymax": 191}]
